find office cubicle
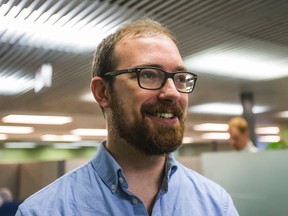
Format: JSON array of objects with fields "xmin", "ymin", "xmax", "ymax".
[{"xmin": 202, "ymin": 150, "xmax": 288, "ymax": 216}]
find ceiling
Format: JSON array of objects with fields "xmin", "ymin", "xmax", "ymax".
[{"xmin": 0, "ymin": 0, "xmax": 288, "ymax": 145}]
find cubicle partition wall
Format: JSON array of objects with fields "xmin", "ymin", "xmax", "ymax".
[
  {"xmin": 18, "ymin": 161, "xmax": 64, "ymax": 200},
  {"xmin": 0, "ymin": 163, "xmax": 19, "ymax": 199},
  {"xmin": 177, "ymin": 156, "xmax": 202, "ymax": 174},
  {"xmin": 201, "ymin": 150, "xmax": 288, "ymax": 216},
  {"xmin": 0, "ymin": 159, "xmax": 90, "ymax": 201}
]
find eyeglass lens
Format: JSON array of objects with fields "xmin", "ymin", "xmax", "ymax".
[{"xmin": 138, "ymin": 68, "xmax": 195, "ymax": 92}]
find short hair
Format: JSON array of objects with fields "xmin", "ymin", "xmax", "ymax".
[
  {"xmin": 91, "ymin": 18, "xmax": 177, "ymax": 78},
  {"xmin": 228, "ymin": 117, "xmax": 249, "ymax": 134}
]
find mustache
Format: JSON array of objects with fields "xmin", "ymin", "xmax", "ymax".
[{"xmin": 141, "ymin": 102, "xmax": 184, "ymax": 119}]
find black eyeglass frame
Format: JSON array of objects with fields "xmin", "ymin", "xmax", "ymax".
[{"xmin": 101, "ymin": 66, "xmax": 198, "ymax": 93}]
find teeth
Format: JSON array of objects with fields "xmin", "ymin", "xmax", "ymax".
[{"xmin": 156, "ymin": 113, "xmax": 174, "ymax": 119}]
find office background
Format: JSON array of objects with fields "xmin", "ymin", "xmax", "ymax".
[{"xmin": 0, "ymin": 1, "xmax": 287, "ymax": 215}]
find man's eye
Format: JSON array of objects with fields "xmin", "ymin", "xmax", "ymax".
[
  {"xmin": 140, "ymin": 71, "xmax": 158, "ymax": 79},
  {"xmin": 175, "ymin": 75, "xmax": 186, "ymax": 83}
]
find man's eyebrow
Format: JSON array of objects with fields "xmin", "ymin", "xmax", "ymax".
[
  {"xmin": 137, "ymin": 63, "xmax": 162, "ymax": 68},
  {"xmin": 137, "ymin": 64, "xmax": 188, "ymax": 71},
  {"xmin": 176, "ymin": 66, "xmax": 188, "ymax": 71}
]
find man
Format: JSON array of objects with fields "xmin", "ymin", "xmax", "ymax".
[
  {"xmin": 228, "ymin": 117, "xmax": 259, "ymax": 152},
  {"xmin": 16, "ymin": 18, "xmax": 239, "ymax": 215}
]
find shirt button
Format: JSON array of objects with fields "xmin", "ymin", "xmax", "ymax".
[
  {"xmin": 111, "ymin": 184, "xmax": 116, "ymax": 190},
  {"xmin": 131, "ymin": 198, "xmax": 138, "ymax": 205},
  {"xmin": 119, "ymin": 177, "xmax": 124, "ymax": 184}
]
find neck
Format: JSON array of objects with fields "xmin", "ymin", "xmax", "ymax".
[
  {"xmin": 106, "ymin": 135, "xmax": 167, "ymax": 215},
  {"xmin": 106, "ymin": 132, "xmax": 167, "ymax": 169}
]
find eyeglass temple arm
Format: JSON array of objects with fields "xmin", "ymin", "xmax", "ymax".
[{"xmin": 102, "ymin": 69, "xmax": 136, "ymax": 77}]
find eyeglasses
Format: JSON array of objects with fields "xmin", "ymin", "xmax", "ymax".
[{"xmin": 101, "ymin": 66, "xmax": 198, "ymax": 93}]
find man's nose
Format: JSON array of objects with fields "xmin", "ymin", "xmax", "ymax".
[{"xmin": 158, "ymin": 78, "xmax": 181, "ymax": 103}]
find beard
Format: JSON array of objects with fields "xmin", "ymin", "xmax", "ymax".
[{"xmin": 110, "ymin": 92, "xmax": 185, "ymax": 156}]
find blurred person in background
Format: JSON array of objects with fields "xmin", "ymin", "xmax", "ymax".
[
  {"xmin": 228, "ymin": 117, "xmax": 259, "ymax": 152},
  {"xmin": 0, "ymin": 187, "xmax": 13, "ymax": 207},
  {"xmin": 16, "ymin": 18, "xmax": 239, "ymax": 216}
]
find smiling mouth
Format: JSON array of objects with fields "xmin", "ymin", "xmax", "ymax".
[
  {"xmin": 154, "ymin": 113, "xmax": 175, "ymax": 119},
  {"xmin": 142, "ymin": 103, "xmax": 182, "ymax": 121}
]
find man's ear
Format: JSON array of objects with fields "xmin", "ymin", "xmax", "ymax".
[{"xmin": 91, "ymin": 77, "xmax": 110, "ymax": 109}]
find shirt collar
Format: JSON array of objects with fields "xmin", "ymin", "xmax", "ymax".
[
  {"xmin": 166, "ymin": 153, "xmax": 178, "ymax": 178},
  {"xmin": 161, "ymin": 153, "xmax": 178, "ymax": 193},
  {"xmin": 91, "ymin": 141, "xmax": 178, "ymax": 193},
  {"xmin": 241, "ymin": 140, "xmax": 259, "ymax": 152},
  {"xmin": 91, "ymin": 141, "xmax": 123, "ymax": 193}
]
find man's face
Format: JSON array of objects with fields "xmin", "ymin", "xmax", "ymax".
[
  {"xmin": 108, "ymin": 35, "xmax": 189, "ymax": 155},
  {"xmin": 228, "ymin": 126, "xmax": 249, "ymax": 150}
]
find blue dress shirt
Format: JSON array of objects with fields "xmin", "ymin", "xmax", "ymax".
[{"xmin": 16, "ymin": 142, "xmax": 239, "ymax": 216}]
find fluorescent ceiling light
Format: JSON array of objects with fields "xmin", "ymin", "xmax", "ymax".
[
  {"xmin": 258, "ymin": 135, "xmax": 280, "ymax": 143},
  {"xmin": 193, "ymin": 123, "xmax": 228, "ymax": 131},
  {"xmin": 41, "ymin": 134, "xmax": 81, "ymax": 142},
  {"xmin": 193, "ymin": 123, "xmax": 279, "ymax": 135},
  {"xmin": 0, "ymin": 7, "xmax": 108, "ymax": 52},
  {"xmin": 34, "ymin": 63, "xmax": 53, "ymax": 93},
  {"xmin": 189, "ymin": 103, "xmax": 268, "ymax": 115},
  {"xmin": 201, "ymin": 132, "xmax": 230, "ymax": 140},
  {"xmin": 256, "ymin": 127, "xmax": 279, "ymax": 135},
  {"xmin": 4, "ymin": 142, "xmax": 37, "ymax": 149},
  {"xmin": 71, "ymin": 129, "xmax": 107, "ymax": 136},
  {"xmin": 278, "ymin": 111, "xmax": 288, "ymax": 118},
  {"xmin": 182, "ymin": 137, "xmax": 194, "ymax": 144},
  {"xmin": 80, "ymin": 92, "xmax": 96, "ymax": 103},
  {"xmin": 0, "ymin": 134, "xmax": 8, "ymax": 140},
  {"xmin": 184, "ymin": 51, "xmax": 288, "ymax": 80},
  {"xmin": 0, "ymin": 126, "xmax": 34, "ymax": 134},
  {"xmin": 2, "ymin": 114, "xmax": 72, "ymax": 125},
  {"xmin": 0, "ymin": 75, "xmax": 34, "ymax": 95},
  {"xmin": 0, "ymin": 64, "xmax": 52, "ymax": 95},
  {"xmin": 0, "ymin": 63, "xmax": 52, "ymax": 95}
]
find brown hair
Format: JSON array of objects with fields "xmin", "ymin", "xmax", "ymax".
[
  {"xmin": 228, "ymin": 117, "xmax": 249, "ymax": 134},
  {"xmin": 91, "ymin": 18, "xmax": 177, "ymax": 78}
]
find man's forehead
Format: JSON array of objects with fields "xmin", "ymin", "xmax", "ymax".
[
  {"xmin": 230, "ymin": 126, "xmax": 241, "ymax": 134},
  {"xmin": 115, "ymin": 34, "xmax": 182, "ymax": 67},
  {"xmin": 117, "ymin": 33, "xmax": 173, "ymax": 45}
]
